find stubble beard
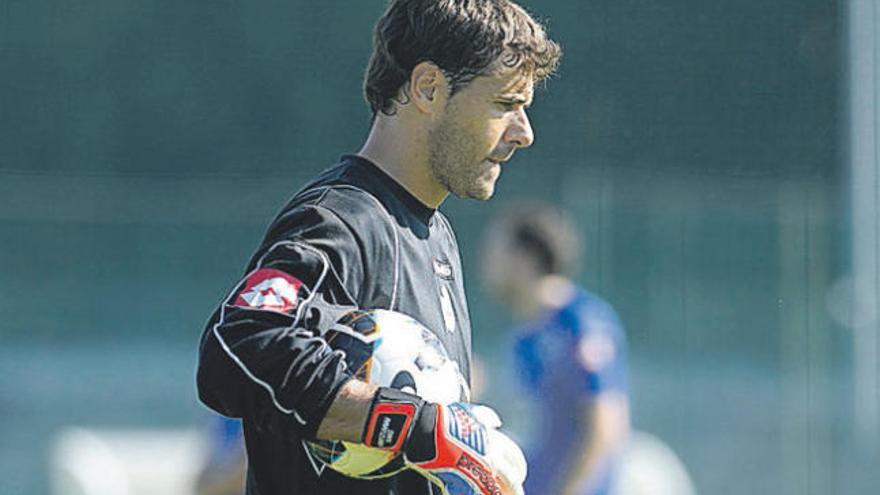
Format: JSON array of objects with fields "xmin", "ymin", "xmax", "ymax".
[{"xmin": 427, "ymin": 114, "xmax": 497, "ymax": 201}]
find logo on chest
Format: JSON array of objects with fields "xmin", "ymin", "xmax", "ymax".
[
  {"xmin": 433, "ymin": 259, "xmax": 454, "ymax": 280},
  {"xmin": 439, "ymin": 285, "xmax": 457, "ymax": 334},
  {"xmin": 432, "ymin": 258, "xmax": 457, "ymax": 333}
]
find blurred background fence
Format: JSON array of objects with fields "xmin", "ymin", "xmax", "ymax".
[{"xmin": 2, "ymin": 0, "xmax": 878, "ymax": 493}]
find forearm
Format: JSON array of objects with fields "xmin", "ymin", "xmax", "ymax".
[
  {"xmin": 560, "ymin": 395, "xmax": 630, "ymax": 495},
  {"xmin": 560, "ymin": 430, "xmax": 617, "ymax": 495},
  {"xmin": 315, "ymin": 378, "xmax": 378, "ymax": 442}
]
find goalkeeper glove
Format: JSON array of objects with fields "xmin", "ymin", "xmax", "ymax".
[{"xmin": 362, "ymin": 387, "xmax": 526, "ymax": 495}]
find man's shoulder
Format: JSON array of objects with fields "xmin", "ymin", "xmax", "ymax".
[
  {"xmin": 565, "ymin": 288, "xmax": 624, "ymax": 337},
  {"xmin": 433, "ymin": 209, "xmax": 457, "ymax": 237},
  {"xmin": 258, "ymin": 158, "xmax": 397, "ymax": 262},
  {"xmin": 285, "ymin": 157, "xmax": 392, "ymax": 224}
]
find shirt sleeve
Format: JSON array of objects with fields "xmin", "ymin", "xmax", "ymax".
[
  {"xmin": 571, "ymin": 301, "xmax": 628, "ymax": 396},
  {"xmin": 196, "ymin": 203, "xmax": 362, "ymax": 439}
]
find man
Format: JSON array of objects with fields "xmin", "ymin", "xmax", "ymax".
[
  {"xmin": 482, "ymin": 202, "xmax": 631, "ymax": 495},
  {"xmin": 196, "ymin": 1, "xmax": 560, "ymax": 494}
]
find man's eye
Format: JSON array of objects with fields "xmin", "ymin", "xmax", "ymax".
[{"xmin": 497, "ymin": 101, "xmax": 518, "ymax": 111}]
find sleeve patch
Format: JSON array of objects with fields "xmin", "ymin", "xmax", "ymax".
[
  {"xmin": 234, "ymin": 268, "xmax": 304, "ymax": 314},
  {"xmin": 577, "ymin": 333, "xmax": 616, "ymax": 373}
]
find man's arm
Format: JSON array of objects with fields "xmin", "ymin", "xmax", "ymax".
[
  {"xmin": 197, "ymin": 205, "xmax": 363, "ymax": 438},
  {"xmin": 315, "ymin": 378, "xmax": 378, "ymax": 441},
  {"xmin": 559, "ymin": 392, "xmax": 630, "ymax": 495},
  {"xmin": 562, "ymin": 301, "xmax": 631, "ymax": 495}
]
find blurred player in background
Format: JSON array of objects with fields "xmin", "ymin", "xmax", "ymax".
[
  {"xmin": 196, "ymin": 1, "xmax": 560, "ymax": 494},
  {"xmin": 483, "ymin": 202, "xmax": 631, "ymax": 495}
]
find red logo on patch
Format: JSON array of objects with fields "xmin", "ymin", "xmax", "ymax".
[
  {"xmin": 457, "ymin": 453, "xmax": 502, "ymax": 495},
  {"xmin": 234, "ymin": 268, "xmax": 303, "ymax": 314}
]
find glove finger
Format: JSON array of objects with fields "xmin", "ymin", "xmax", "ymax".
[
  {"xmin": 469, "ymin": 404, "xmax": 503, "ymax": 428},
  {"xmin": 487, "ymin": 430, "xmax": 527, "ymax": 486},
  {"xmin": 496, "ymin": 471, "xmax": 524, "ymax": 495}
]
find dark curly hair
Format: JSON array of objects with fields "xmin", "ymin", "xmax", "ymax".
[{"xmin": 364, "ymin": 0, "xmax": 561, "ymax": 116}]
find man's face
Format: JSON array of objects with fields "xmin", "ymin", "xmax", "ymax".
[{"xmin": 427, "ymin": 68, "xmax": 536, "ymax": 200}]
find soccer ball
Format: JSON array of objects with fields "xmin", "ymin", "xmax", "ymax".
[{"xmin": 304, "ymin": 309, "xmax": 469, "ymax": 478}]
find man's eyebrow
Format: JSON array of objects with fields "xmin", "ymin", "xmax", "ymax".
[{"xmin": 495, "ymin": 94, "xmax": 533, "ymax": 107}]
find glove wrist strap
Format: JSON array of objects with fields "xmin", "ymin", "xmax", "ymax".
[{"xmin": 362, "ymin": 387, "xmax": 425, "ymax": 453}]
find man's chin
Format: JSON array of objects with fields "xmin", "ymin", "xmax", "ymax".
[
  {"xmin": 471, "ymin": 171, "xmax": 503, "ymax": 200},
  {"xmin": 473, "ymin": 187, "xmax": 496, "ymax": 200},
  {"xmin": 455, "ymin": 183, "xmax": 496, "ymax": 201},
  {"xmin": 446, "ymin": 173, "xmax": 499, "ymax": 200}
]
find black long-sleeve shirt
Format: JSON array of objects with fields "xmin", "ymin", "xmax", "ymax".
[{"xmin": 197, "ymin": 155, "xmax": 473, "ymax": 495}]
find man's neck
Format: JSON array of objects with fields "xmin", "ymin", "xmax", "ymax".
[{"xmin": 358, "ymin": 116, "xmax": 448, "ymax": 209}]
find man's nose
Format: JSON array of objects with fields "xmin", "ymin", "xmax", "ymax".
[{"xmin": 504, "ymin": 109, "xmax": 534, "ymax": 149}]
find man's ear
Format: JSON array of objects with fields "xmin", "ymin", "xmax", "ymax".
[{"xmin": 409, "ymin": 61, "xmax": 448, "ymax": 114}]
